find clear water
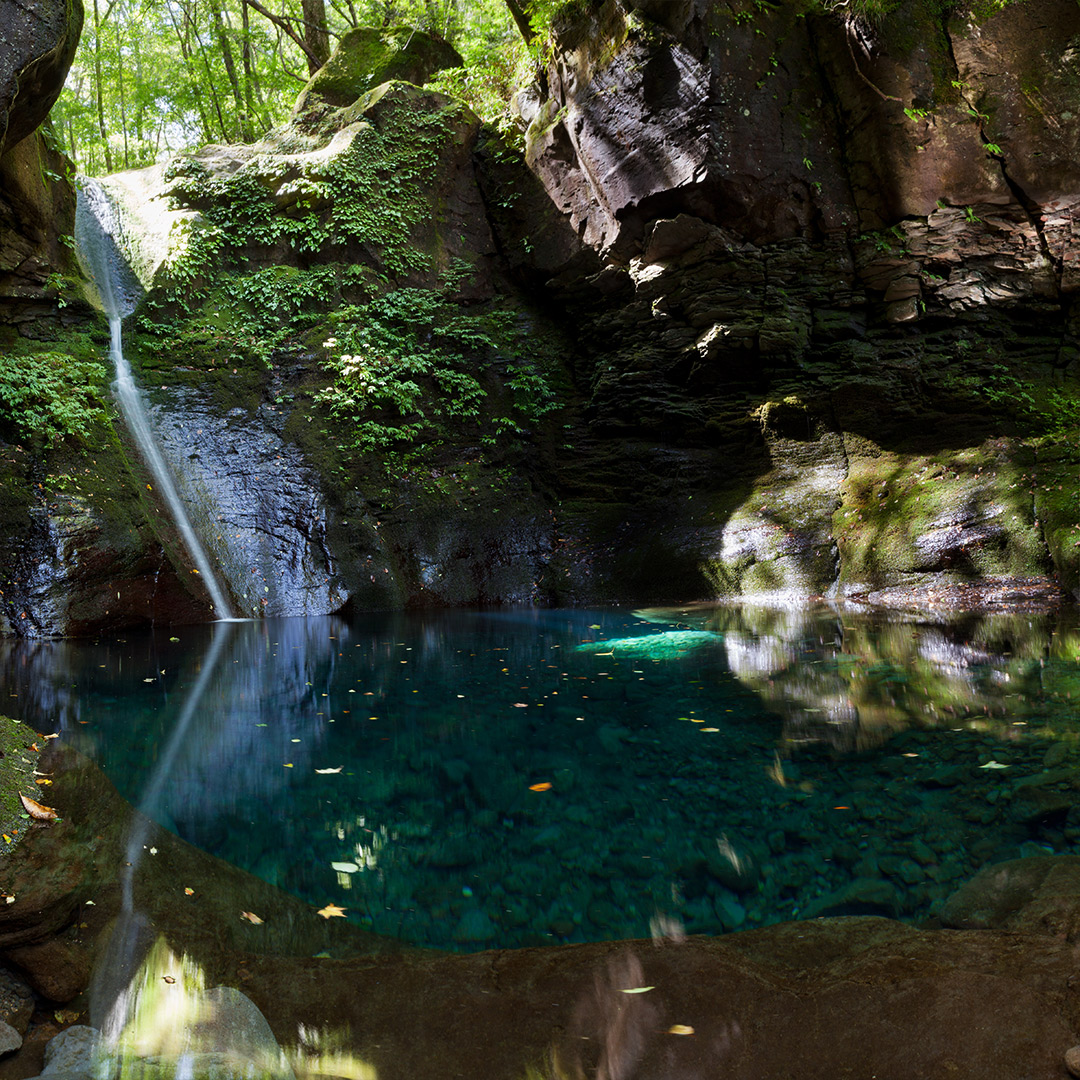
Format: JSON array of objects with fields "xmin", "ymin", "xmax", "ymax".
[{"xmin": 3, "ymin": 605, "xmax": 1078, "ymax": 951}]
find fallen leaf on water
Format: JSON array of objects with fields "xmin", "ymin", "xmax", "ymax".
[
  {"xmin": 529, "ymin": 782, "xmax": 553, "ymax": 792},
  {"xmin": 700, "ymin": 727, "xmax": 720, "ymax": 733},
  {"xmin": 240, "ymin": 911, "xmax": 264, "ymax": 924},
  {"xmin": 162, "ymin": 975, "xmax": 176, "ymax": 984},
  {"xmin": 315, "ymin": 767, "xmax": 343, "ymax": 774},
  {"xmin": 317, "ymin": 904, "xmax": 347, "ymax": 919},
  {"xmin": 34, "ymin": 778, "xmax": 52, "ymax": 786},
  {"xmin": 667, "ymin": 1025, "xmax": 695, "ymax": 1036},
  {"xmin": 979, "ymin": 760, "xmax": 1009, "ymax": 770},
  {"xmin": 184, "ymin": 887, "xmax": 194, "ymax": 896},
  {"xmin": 19, "ymin": 794, "xmax": 57, "ymax": 821},
  {"xmin": 42, "ymin": 733, "xmax": 58, "ymax": 740},
  {"xmin": 619, "ymin": 986, "xmax": 654, "ymax": 994},
  {"xmin": 512, "ymin": 703, "xmax": 529, "ymax": 708}
]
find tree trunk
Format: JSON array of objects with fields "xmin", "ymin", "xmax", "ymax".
[
  {"xmin": 503, "ymin": 0, "xmax": 534, "ymax": 43},
  {"xmin": 207, "ymin": 0, "xmax": 253, "ymax": 141},
  {"xmin": 300, "ymin": 0, "xmax": 330, "ymax": 75},
  {"xmin": 92, "ymin": 0, "xmax": 113, "ymax": 172}
]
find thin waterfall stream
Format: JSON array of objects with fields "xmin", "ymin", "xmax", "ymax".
[{"xmin": 74, "ymin": 179, "xmax": 235, "ymax": 620}]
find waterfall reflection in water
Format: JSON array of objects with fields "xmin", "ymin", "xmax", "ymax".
[{"xmin": 3, "ymin": 605, "xmax": 1078, "ymax": 950}]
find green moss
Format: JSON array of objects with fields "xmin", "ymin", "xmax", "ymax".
[
  {"xmin": 295, "ymin": 27, "xmax": 462, "ymax": 111},
  {"xmin": 0, "ymin": 717, "xmax": 52, "ymax": 853}
]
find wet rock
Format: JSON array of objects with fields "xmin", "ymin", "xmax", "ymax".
[
  {"xmin": 1043, "ymin": 742, "xmax": 1070, "ymax": 769},
  {"xmin": 453, "ymin": 909, "xmax": 497, "ymax": 945},
  {"xmin": 940, "ymin": 855, "xmax": 1080, "ymax": 937},
  {"xmin": 1010, "ymin": 787, "xmax": 1075, "ymax": 826},
  {"xmin": 707, "ymin": 837, "xmax": 760, "ymax": 893},
  {"xmin": 4, "ymin": 938, "xmax": 91, "ymax": 1003},
  {"xmin": 803, "ymin": 877, "xmax": 902, "ymax": 920},
  {"xmin": 0, "ymin": 1018, "xmax": 20, "ymax": 1054},
  {"xmin": 40, "ymin": 1024, "xmax": 100, "ymax": 1075},
  {"xmin": 0, "ymin": 966, "xmax": 33, "ymax": 1034},
  {"xmin": 1066, "ymin": 1045, "xmax": 1080, "ymax": 1079}
]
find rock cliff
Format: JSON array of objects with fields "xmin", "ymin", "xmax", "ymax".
[
  {"xmin": 0, "ymin": 3, "xmax": 1077, "ymax": 636},
  {"xmin": 0, "ymin": 0, "xmax": 83, "ymax": 333},
  {"xmin": 509, "ymin": 0, "xmax": 1079, "ymax": 606}
]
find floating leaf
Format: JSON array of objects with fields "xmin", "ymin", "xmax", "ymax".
[
  {"xmin": 315, "ymin": 767, "xmax": 343, "ymax": 774},
  {"xmin": 184, "ymin": 887, "xmax": 194, "ymax": 896},
  {"xmin": 240, "ymin": 911, "xmax": 264, "ymax": 924},
  {"xmin": 162, "ymin": 975, "xmax": 176, "ymax": 984},
  {"xmin": 19, "ymin": 794, "xmax": 57, "ymax": 821},
  {"xmin": 317, "ymin": 904, "xmax": 347, "ymax": 919},
  {"xmin": 979, "ymin": 760, "xmax": 1009, "ymax": 770},
  {"xmin": 331, "ymin": 861, "xmax": 359, "ymax": 873},
  {"xmin": 619, "ymin": 986, "xmax": 654, "ymax": 994},
  {"xmin": 529, "ymin": 782, "xmax": 553, "ymax": 792},
  {"xmin": 667, "ymin": 1025, "xmax": 695, "ymax": 1036},
  {"xmin": 42, "ymin": 733, "xmax": 58, "ymax": 740}
]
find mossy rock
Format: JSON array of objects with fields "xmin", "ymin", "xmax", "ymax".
[{"xmin": 293, "ymin": 26, "xmax": 462, "ymax": 114}]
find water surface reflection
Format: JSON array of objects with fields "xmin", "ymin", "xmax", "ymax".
[{"xmin": 3, "ymin": 605, "xmax": 1078, "ymax": 948}]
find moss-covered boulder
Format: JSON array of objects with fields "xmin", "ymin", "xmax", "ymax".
[{"xmin": 292, "ymin": 26, "xmax": 462, "ymax": 115}]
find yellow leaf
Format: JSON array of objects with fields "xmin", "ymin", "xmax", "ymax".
[
  {"xmin": 317, "ymin": 904, "xmax": 347, "ymax": 919},
  {"xmin": 184, "ymin": 887, "xmax": 194, "ymax": 896},
  {"xmin": 19, "ymin": 793, "xmax": 57, "ymax": 821},
  {"xmin": 529, "ymin": 782, "xmax": 553, "ymax": 792},
  {"xmin": 667, "ymin": 1024, "xmax": 695, "ymax": 1035},
  {"xmin": 240, "ymin": 911, "xmax": 264, "ymax": 924},
  {"xmin": 618, "ymin": 986, "xmax": 654, "ymax": 994}
]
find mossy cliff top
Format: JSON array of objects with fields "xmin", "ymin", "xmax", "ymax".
[{"xmin": 292, "ymin": 26, "xmax": 462, "ymax": 115}]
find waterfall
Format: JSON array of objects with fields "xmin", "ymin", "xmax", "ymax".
[{"xmin": 75, "ymin": 180, "xmax": 235, "ymax": 620}]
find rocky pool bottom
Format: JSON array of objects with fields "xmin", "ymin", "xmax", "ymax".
[
  {"xmin": 3, "ymin": 733, "xmax": 1080, "ymax": 1080},
  {"xmin": 2, "ymin": 603, "xmax": 1078, "ymax": 955}
]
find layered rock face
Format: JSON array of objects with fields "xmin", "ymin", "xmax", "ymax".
[
  {"xmin": 510, "ymin": 0, "xmax": 1079, "ymax": 605},
  {"xmin": 0, "ymin": 0, "xmax": 83, "ymax": 333},
  {"xmin": 2, "ymin": 4, "xmax": 1077, "ymax": 637}
]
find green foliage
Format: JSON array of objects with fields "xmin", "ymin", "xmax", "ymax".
[
  {"xmin": 54, "ymin": 0, "xmax": 524, "ymax": 176},
  {"xmin": 315, "ymin": 284, "xmax": 558, "ymax": 458},
  {"xmin": 160, "ymin": 85, "xmax": 465, "ymax": 282},
  {"xmin": 0, "ymin": 351, "xmax": 109, "ymax": 447},
  {"xmin": 978, "ymin": 368, "xmax": 1080, "ymax": 440}
]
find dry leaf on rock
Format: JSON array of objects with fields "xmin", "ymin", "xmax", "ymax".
[{"xmin": 19, "ymin": 793, "xmax": 57, "ymax": 821}]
